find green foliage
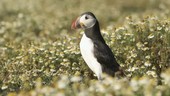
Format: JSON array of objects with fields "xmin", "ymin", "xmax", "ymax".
[{"xmin": 0, "ymin": 0, "xmax": 170, "ymax": 96}]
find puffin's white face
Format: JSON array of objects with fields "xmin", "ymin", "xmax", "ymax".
[
  {"xmin": 79, "ymin": 14, "xmax": 96, "ymax": 29},
  {"xmin": 71, "ymin": 13, "xmax": 97, "ymax": 29}
]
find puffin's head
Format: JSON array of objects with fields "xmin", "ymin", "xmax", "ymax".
[{"xmin": 71, "ymin": 12, "xmax": 97, "ymax": 29}]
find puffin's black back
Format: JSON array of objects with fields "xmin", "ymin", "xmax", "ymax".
[{"xmin": 83, "ymin": 12, "xmax": 123, "ymax": 77}]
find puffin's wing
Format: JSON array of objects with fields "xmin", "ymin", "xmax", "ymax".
[{"xmin": 93, "ymin": 41, "xmax": 120, "ymax": 73}]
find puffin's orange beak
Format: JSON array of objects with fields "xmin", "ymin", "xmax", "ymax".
[{"xmin": 71, "ymin": 16, "xmax": 81, "ymax": 29}]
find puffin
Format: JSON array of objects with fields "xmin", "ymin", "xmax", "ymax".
[{"xmin": 71, "ymin": 12, "xmax": 124, "ymax": 80}]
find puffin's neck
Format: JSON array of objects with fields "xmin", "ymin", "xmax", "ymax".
[{"xmin": 84, "ymin": 21, "xmax": 105, "ymax": 43}]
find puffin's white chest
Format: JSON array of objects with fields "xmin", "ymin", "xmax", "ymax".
[{"xmin": 80, "ymin": 34, "xmax": 102, "ymax": 79}]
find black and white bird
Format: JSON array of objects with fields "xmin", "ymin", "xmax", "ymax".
[{"xmin": 71, "ymin": 12, "xmax": 124, "ymax": 80}]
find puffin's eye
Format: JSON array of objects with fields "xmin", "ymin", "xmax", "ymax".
[{"xmin": 85, "ymin": 16, "xmax": 88, "ymax": 20}]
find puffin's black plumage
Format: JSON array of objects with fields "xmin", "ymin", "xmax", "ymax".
[{"xmin": 72, "ymin": 12, "xmax": 124, "ymax": 79}]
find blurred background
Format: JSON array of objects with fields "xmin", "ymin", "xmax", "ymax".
[{"xmin": 0, "ymin": 0, "xmax": 169, "ymax": 42}]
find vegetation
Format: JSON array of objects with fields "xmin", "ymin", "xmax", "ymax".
[{"xmin": 0, "ymin": 0, "xmax": 170, "ymax": 96}]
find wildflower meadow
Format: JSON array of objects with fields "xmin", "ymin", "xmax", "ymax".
[{"xmin": 0, "ymin": 0, "xmax": 170, "ymax": 96}]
